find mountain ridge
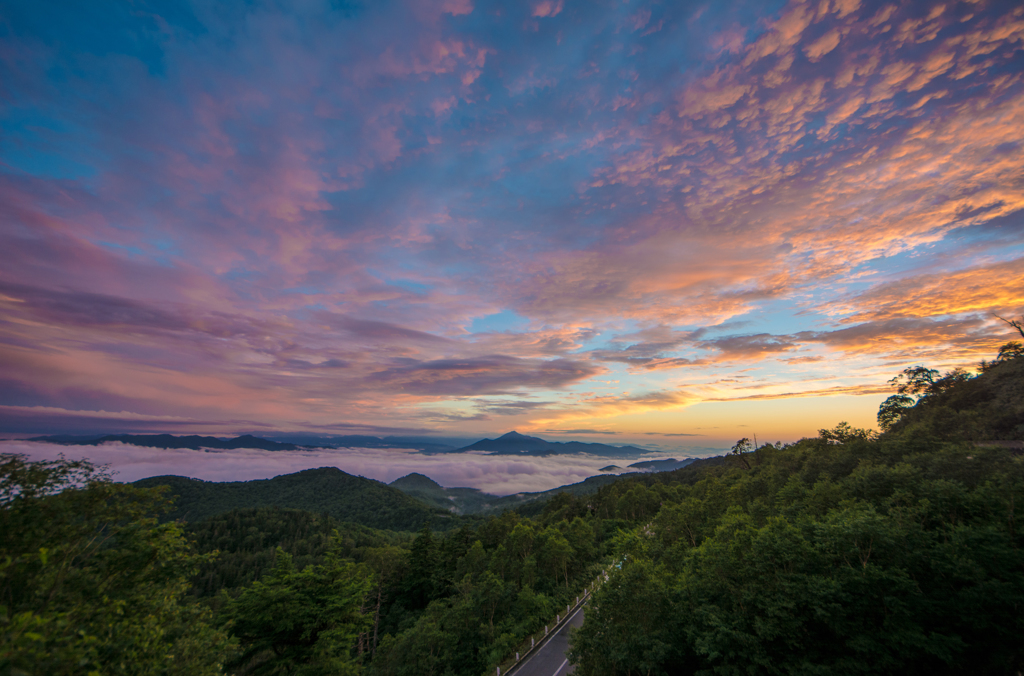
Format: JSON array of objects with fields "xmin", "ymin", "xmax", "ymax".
[
  {"xmin": 457, "ymin": 430, "xmax": 650, "ymax": 457},
  {"xmin": 30, "ymin": 433, "xmax": 301, "ymax": 452},
  {"xmin": 134, "ymin": 467, "xmax": 454, "ymax": 531},
  {"xmin": 388, "ymin": 472, "xmax": 498, "ymax": 514}
]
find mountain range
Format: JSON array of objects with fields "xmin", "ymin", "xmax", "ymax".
[
  {"xmin": 30, "ymin": 433, "xmax": 301, "ymax": 451},
  {"xmin": 131, "ymin": 453, "xmax": 715, "ymax": 527},
  {"xmin": 258, "ymin": 433, "xmax": 466, "ymax": 453},
  {"xmin": 29, "ymin": 429, "xmax": 663, "ymax": 457},
  {"xmin": 455, "ymin": 430, "xmax": 649, "ymax": 456}
]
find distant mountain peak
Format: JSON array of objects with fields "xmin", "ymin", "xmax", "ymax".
[
  {"xmin": 400, "ymin": 472, "xmax": 434, "ymax": 480},
  {"xmin": 390, "ymin": 473, "xmax": 444, "ymax": 491},
  {"xmin": 498, "ymin": 430, "xmax": 535, "ymax": 439},
  {"xmin": 456, "ymin": 431, "xmax": 649, "ymax": 457}
]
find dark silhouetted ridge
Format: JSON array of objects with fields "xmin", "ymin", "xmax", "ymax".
[
  {"xmin": 31, "ymin": 433, "xmax": 301, "ymax": 451},
  {"xmin": 457, "ymin": 430, "xmax": 648, "ymax": 457}
]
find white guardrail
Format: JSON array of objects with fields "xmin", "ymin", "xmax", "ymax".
[{"xmin": 493, "ymin": 570, "xmax": 610, "ymax": 676}]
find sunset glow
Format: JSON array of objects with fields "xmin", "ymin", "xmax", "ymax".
[{"xmin": 2, "ymin": 0, "xmax": 1023, "ymax": 450}]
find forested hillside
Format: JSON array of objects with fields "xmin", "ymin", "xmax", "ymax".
[
  {"xmin": 572, "ymin": 431, "xmax": 1024, "ymax": 674},
  {"xmin": 3, "ymin": 345, "xmax": 1022, "ymax": 675},
  {"xmin": 185, "ymin": 508, "xmax": 412, "ymax": 602},
  {"xmin": 0, "ymin": 455, "xmax": 234, "ymax": 676},
  {"xmin": 878, "ymin": 342, "xmax": 1024, "ymax": 440},
  {"xmin": 570, "ymin": 344, "xmax": 1024, "ymax": 675},
  {"xmin": 134, "ymin": 467, "xmax": 455, "ymax": 531},
  {"xmin": 388, "ymin": 473, "xmax": 499, "ymax": 515}
]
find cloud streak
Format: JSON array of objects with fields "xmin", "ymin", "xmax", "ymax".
[{"xmin": 0, "ymin": 0, "xmax": 1022, "ymax": 442}]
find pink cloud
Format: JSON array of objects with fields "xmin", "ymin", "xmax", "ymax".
[
  {"xmin": 2, "ymin": 0, "xmax": 1023, "ymax": 439},
  {"xmin": 532, "ymin": 0, "xmax": 563, "ymax": 19},
  {"xmin": 442, "ymin": 0, "xmax": 474, "ymax": 16}
]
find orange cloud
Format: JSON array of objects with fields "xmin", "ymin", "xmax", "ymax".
[
  {"xmin": 703, "ymin": 382, "xmax": 891, "ymax": 402},
  {"xmin": 839, "ymin": 259, "xmax": 1024, "ymax": 322},
  {"xmin": 532, "ymin": 389, "xmax": 700, "ymax": 425},
  {"xmin": 804, "ymin": 28, "xmax": 843, "ymax": 61}
]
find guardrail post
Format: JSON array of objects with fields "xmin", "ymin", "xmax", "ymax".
[
  {"xmin": 516, "ymin": 652, "xmax": 519, "ymax": 661},
  {"xmin": 556, "ymin": 614, "xmax": 560, "ymax": 623},
  {"xmin": 545, "ymin": 625, "xmax": 548, "ymax": 634},
  {"xmin": 532, "ymin": 636, "xmax": 535, "ymax": 648}
]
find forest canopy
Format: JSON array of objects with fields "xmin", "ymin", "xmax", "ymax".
[{"xmin": 2, "ymin": 345, "xmax": 1022, "ymax": 675}]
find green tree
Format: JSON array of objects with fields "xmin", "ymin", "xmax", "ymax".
[
  {"xmin": 654, "ymin": 497, "xmax": 705, "ymax": 549},
  {"xmin": 819, "ymin": 421, "xmax": 876, "ymax": 443},
  {"xmin": 402, "ymin": 525, "xmax": 437, "ymax": 610},
  {"xmin": 538, "ymin": 528, "xmax": 573, "ymax": 588},
  {"xmin": 997, "ymin": 341, "xmax": 1024, "ymax": 361},
  {"xmin": 729, "ymin": 437, "xmax": 753, "ymax": 469},
  {"xmin": 570, "ymin": 559, "xmax": 677, "ymax": 675},
  {"xmin": 507, "ymin": 522, "xmax": 537, "ymax": 563},
  {"xmin": 878, "ymin": 394, "xmax": 915, "ymax": 431},
  {"xmin": 361, "ymin": 546, "xmax": 408, "ymax": 657},
  {"xmin": 226, "ymin": 546, "xmax": 372, "ymax": 676},
  {"xmin": 0, "ymin": 454, "xmax": 232, "ymax": 676},
  {"xmin": 889, "ymin": 366, "xmax": 940, "ymax": 397},
  {"xmin": 565, "ymin": 517, "xmax": 596, "ymax": 568}
]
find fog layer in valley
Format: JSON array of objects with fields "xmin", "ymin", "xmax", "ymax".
[{"xmin": 0, "ymin": 440, "xmax": 708, "ymax": 495}]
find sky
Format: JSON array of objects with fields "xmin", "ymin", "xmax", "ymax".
[{"xmin": 1, "ymin": 0, "xmax": 1023, "ymax": 452}]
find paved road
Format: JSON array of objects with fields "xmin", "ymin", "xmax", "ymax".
[{"xmin": 509, "ymin": 604, "xmax": 585, "ymax": 676}]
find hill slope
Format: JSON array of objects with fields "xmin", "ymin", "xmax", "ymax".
[
  {"xmin": 135, "ymin": 467, "xmax": 453, "ymax": 531},
  {"xmin": 887, "ymin": 354, "xmax": 1024, "ymax": 440},
  {"xmin": 389, "ymin": 473, "xmax": 515, "ymax": 515},
  {"xmin": 628, "ymin": 458, "xmax": 695, "ymax": 471}
]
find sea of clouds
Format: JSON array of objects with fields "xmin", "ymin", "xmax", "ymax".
[{"xmin": 0, "ymin": 440, "xmax": 696, "ymax": 495}]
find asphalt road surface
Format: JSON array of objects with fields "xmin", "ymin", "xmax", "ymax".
[{"xmin": 509, "ymin": 604, "xmax": 585, "ymax": 676}]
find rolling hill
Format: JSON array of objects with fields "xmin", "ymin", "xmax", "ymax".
[
  {"xmin": 388, "ymin": 473, "xmax": 501, "ymax": 514},
  {"xmin": 134, "ymin": 467, "xmax": 454, "ymax": 531},
  {"xmin": 627, "ymin": 457, "xmax": 695, "ymax": 471}
]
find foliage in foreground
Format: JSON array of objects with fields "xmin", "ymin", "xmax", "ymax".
[
  {"xmin": 225, "ymin": 549, "xmax": 372, "ymax": 676},
  {"xmin": 572, "ymin": 439, "xmax": 1024, "ymax": 675},
  {"xmin": 0, "ymin": 455, "xmax": 233, "ymax": 676},
  {"xmin": 362, "ymin": 510, "xmax": 606, "ymax": 676}
]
